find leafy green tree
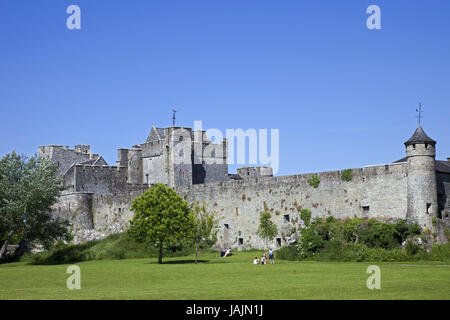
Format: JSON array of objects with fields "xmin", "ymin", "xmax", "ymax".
[
  {"xmin": 190, "ymin": 202, "xmax": 218, "ymax": 264},
  {"xmin": 300, "ymin": 208, "xmax": 312, "ymax": 227},
  {"xmin": 0, "ymin": 152, "xmax": 70, "ymax": 259},
  {"xmin": 256, "ymin": 211, "xmax": 277, "ymax": 247},
  {"xmin": 127, "ymin": 183, "xmax": 194, "ymax": 264}
]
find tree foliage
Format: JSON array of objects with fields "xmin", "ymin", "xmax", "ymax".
[
  {"xmin": 341, "ymin": 169, "xmax": 353, "ymax": 182},
  {"xmin": 307, "ymin": 174, "xmax": 320, "ymax": 188},
  {"xmin": 0, "ymin": 152, "xmax": 69, "ymax": 259},
  {"xmin": 127, "ymin": 183, "xmax": 194, "ymax": 264},
  {"xmin": 300, "ymin": 208, "xmax": 312, "ymax": 227},
  {"xmin": 190, "ymin": 202, "xmax": 218, "ymax": 264},
  {"xmin": 256, "ymin": 211, "xmax": 277, "ymax": 246}
]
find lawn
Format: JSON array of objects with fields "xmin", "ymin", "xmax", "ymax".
[{"xmin": 0, "ymin": 250, "xmax": 449, "ymax": 299}]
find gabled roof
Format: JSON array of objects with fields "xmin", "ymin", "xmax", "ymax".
[
  {"xmin": 404, "ymin": 125, "xmax": 436, "ymax": 146},
  {"xmin": 146, "ymin": 126, "xmax": 166, "ymax": 142}
]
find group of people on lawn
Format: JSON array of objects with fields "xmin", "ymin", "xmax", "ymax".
[
  {"xmin": 253, "ymin": 248, "xmax": 275, "ymax": 265},
  {"xmin": 220, "ymin": 246, "xmax": 275, "ymax": 264}
]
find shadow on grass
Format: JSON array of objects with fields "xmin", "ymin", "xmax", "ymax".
[{"xmin": 147, "ymin": 259, "xmax": 210, "ymax": 265}]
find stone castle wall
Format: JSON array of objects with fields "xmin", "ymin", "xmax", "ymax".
[
  {"xmin": 175, "ymin": 162, "xmax": 408, "ymax": 249},
  {"xmin": 55, "ymin": 160, "xmax": 450, "ymax": 247}
]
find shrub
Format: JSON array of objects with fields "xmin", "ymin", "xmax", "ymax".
[
  {"xmin": 341, "ymin": 169, "xmax": 353, "ymax": 182},
  {"xmin": 405, "ymin": 240, "xmax": 422, "ymax": 256},
  {"xmin": 275, "ymin": 245, "xmax": 299, "ymax": 261},
  {"xmin": 300, "ymin": 208, "xmax": 312, "ymax": 227},
  {"xmin": 275, "ymin": 217, "xmax": 450, "ymax": 262},
  {"xmin": 307, "ymin": 174, "xmax": 320, "ymax": 188}
]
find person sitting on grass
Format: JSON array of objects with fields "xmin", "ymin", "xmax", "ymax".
[
  {"xmin": 220, "ymin": 247, "xmax": 226, "ymax": 257},
  {"xmin": 223, "ymin": 247, "xmax": 232, "ymax": 258},
  {"xmin": 253, "ymin": 256, "xmax": 259, "ymax": 264}
]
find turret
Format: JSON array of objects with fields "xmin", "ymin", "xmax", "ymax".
[
  {"xmin": 116, "ymin": 148, "xmax": 129, "ymax": 168},
  {"xmin": 405, "ymin": 125, "xmax": 438, "ymax": 230},
  {"xmin": 127, "ymin": 146, "xmax": 142, "ymax": 184}
]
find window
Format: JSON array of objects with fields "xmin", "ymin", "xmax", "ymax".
[
  {"xmin": 426, "ymin": 203, "xmax": 431, "ymax": 214},
  {"xmin": 118, "ymin": 208, "xmax": 122, "ymax": 213},
  {"xmin": 412, "ymin": 144, "xmax": 416, "ymax": 150},
  {"xmin": 276, "ymin": 238, "xmax": 281, "ymax": 246},
  {"xmin": 179, "ymin": 136, "xmax": 183, "ymax": 141},
  {"xmin": 284, "ymin": 214, "xmax": 290, "ymax": 223},
  {"xmin": 145, "ymin": 174, "xmax": 149, "ymax": 184},
  {"xmin": 363, "ymin": 206, "xmax": 370, "ymax": 213},
  {"xmin": 238, "ymin": 238, "xmax": 243, "ymax": 245},
  {"xmin": 224, "ymin": 224, "xmax": 229, "ymax": 230},
  {"xmin": 425, "ymin": 143, "xmax": 428, "ymax": 149}
]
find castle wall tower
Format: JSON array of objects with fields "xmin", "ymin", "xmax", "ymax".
[
  {"xmin": 116, "ymin": 148, "xmax": 129, "ymax": 168},
  {"xmin": 166, "ymin": 127, "xmax": 193, "ymax": 187},
  {"xmin": 405, "ymin": 125, "xmax": 438, "ymax": 230},
  {"xmin": 127, "ymin": 146, "xmax": 143, "ymax": 184}
]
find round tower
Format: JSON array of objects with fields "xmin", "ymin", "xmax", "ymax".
[{"xmin": 405, "ymin": 125, "xmax": 438, "ymax": 230}]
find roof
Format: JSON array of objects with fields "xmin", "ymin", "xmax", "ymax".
[
  {"xmin": 146, "ymin": 126, "xmax": 166, "ymax": 142},
  {"xmin": 404, "ymin": 125, "xmax": 436, "ymax": 146},
  {"xmin": 436, "ymin": 161, "xmax": 450, "ymax": 174},
  {"xmin": 391, "ymin": 158, "xmax": 450, "ymax": 174}
]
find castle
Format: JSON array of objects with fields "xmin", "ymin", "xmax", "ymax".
[{"xmin": 38, "ymin": 124, "xmax": 450, "ymax": 248}]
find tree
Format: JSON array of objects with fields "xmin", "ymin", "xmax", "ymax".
[
  {"xmin": 0, "ymin": 152, "xmax": 70, "ymax": 259},
  {"xmin": 256, "ymin": 211, "xmax": 277, "ymax": 247},
  {"xmin": 127, "ymin": 183, "xmax": 194, "ymax": 264},
  {"xmin": 300, "ymin": 208, "xmax": 312, "ymax": 227},
  {"xmin": 190, "ymin": 202, "xmax": 218, "ymax": 264}
]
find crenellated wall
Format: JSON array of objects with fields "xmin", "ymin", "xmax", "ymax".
[{"xmin": 175, "ymin": 163, "xmax": 408, "ymax": 249}]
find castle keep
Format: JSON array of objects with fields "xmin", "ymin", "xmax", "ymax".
[{"xmin": 39, "ymin": 125, "xmax": 450, "ymax": 248}]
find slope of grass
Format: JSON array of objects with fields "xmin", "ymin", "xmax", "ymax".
[
  {"xmin": 19, "ymin": 232, "xmax": 197, "ymax": 265},
  {"xmin": 1, "ymin": 250, "xmax": 449, "ymax": 300}
]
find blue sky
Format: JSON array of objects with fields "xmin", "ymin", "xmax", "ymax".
[{"xmin": 0, "ymin": 0, "xmax": 449, "ymax": 175}]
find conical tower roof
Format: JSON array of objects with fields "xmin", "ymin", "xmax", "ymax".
[{"xmin": 404, "ymin": 125, "xmax": 436, "ymax": 146}]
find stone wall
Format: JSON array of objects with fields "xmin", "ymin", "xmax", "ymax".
[
  {"xmin": 176, "ymin": 162, "xmax": 408, "ymax": 250},
  {"xmin": 51, "ymin": 192, "xmax": 94, "ymax": 231},
  {"xmin": 38, "ymin": 145, "xmax": 95, "ymax": 175}
]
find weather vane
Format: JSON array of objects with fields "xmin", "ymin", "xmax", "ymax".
[
  {"xmin": 172, "ymin": 109, "xmax": 177, "ymax": 127},
  {"xmin": 416, "ymin": 103, "xmax": 423, "ymax": 126}
]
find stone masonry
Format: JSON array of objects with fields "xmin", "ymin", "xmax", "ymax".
[{"xmin": 39, "ymin": 125, "xmax": 450, "ymax": 248}]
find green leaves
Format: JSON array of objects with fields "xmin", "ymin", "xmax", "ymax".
[
  {"xmin": 128, "ymin": 183, "xmax": 195, "ymax": 263},
  {"xmin": 0, "ymin": 152, "xmax": 69, "ymax": 256},
  {"xmin": 307, "ymin": 174, "xmax": 320, "ymax": 188},
  {"xmin": 300, "ymin": 208, "xmax": 312, "ymax": 227},
  {"xmin": 341, "ymin": 169, "xmax": 353, "ymax": 182},
  {"xmin": 256, "ymin": 211, "xmax": 277, "ymax": 244}
]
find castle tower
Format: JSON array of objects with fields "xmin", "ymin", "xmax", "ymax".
[
  {"xmin": 127, "ymin": 146, "xmax": 143, "ymax": 184},
  {"xmin": 166, "ymin": 127, "xmax": 193, "ymax": 187},
  {"xmin": 405, "ymin": 125, "xmax": 438, "ymax": 230}
]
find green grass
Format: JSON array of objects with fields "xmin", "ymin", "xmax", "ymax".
[{"xmin": 1, "ymin": 250, "xmax": 449, "ymax": 299}]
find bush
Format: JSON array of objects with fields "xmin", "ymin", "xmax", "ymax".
[
  {"xmin": 276, "ymin": 217, "xmax": 450, "ymax": 262},
  {"xmin": 307, "ymin": 174, "xmax": 320, "ymax": 188},
  {"xmin": 341, "ymin": 169, "xmax": 353, "ymax": 182},
  {"xmin": 300, "ymin": 209, "xmax": 312, "ymax": 227},
  {"xmin": 275, "ymin": 245, "xmax": 299, "ymax": 261}
]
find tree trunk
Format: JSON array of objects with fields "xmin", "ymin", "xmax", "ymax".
[
  {"xmin": 195, "ymin": 239, "xmax": 198, "ymax": 264},
  {"xmin": 158, "ymin": 243, "xmax": 163, "ymax": 264},
  {"xmin": 0, "ymin": 230, "xmax": 14, "ymax": 259}
]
